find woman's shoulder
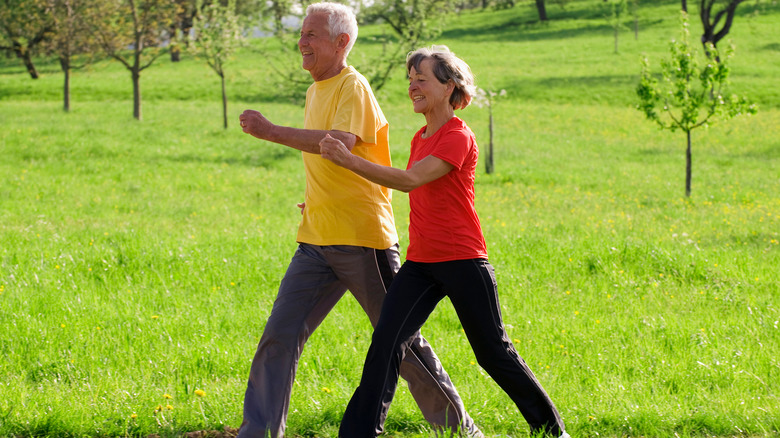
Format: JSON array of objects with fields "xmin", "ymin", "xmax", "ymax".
[
  {"xmin": 442, "ymin": 117, "xmax": 475, "ymax": 138},
  {"xmin": 452, "ymin": 116, "xmax": 473, "ymax": 129}
]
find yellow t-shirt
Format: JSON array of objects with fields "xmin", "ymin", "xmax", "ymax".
[{"xmin": 297, "ymin": 66, "xmax": 398, "ymax": 249}]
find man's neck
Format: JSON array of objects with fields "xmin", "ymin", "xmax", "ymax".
[{"xmin": 310, "ymin": 61, "xmax": 348, "ymax": 82}]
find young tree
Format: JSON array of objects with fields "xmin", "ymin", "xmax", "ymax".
[
  {"xmin": 0, "ymin": 0, "xmax": 53, "ymax": 79},
  {"xmin": 189, "ymin": 1, "xmax": 245, "ymax": 129},
  {"xmin": 218, "ymin": 0, "xmax": 307, "ymax": 96},
  {"xmin": 44, "ymin": 0, "xmax": 100, "ymax": 111},
  {"xmin": 629, "ymin": 0, "xmax": 640, "ymax": 39},
  {"xmin": 91, "ymin": 0, "xmax": 179, "ymax": 120},
  {"xmin": 474, "ymin": 87, "xmax": 506, "ymax": 175},
  {"xmin": 636, "ymin": 12, "xmax": 756, "ymax": 197},
  {"xmin": 168, "ymin": 0, "xmax": 262, "ymax": 62},
  {"xmin": 605, "ymin": 0, "xmax": 628, "ymax": 54}
]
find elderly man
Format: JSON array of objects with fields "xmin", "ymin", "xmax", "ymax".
[{"xmin": 236, "ymin": 2, "xmax": 481, "ymax": 437}]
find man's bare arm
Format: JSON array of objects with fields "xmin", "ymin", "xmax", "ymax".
[{"xmin": 239, "ymin": 109, "xmax": 357, "ymax": 153}]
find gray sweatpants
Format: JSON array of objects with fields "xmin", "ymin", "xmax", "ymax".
[{"xmin": 237, "ymin": 243, "xmax": 480, "ymax": 438}]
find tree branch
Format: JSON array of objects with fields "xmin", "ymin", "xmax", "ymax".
[
  {"xmin": 713, "ymin": 0, "xmax": 744, "ymax": 45},
  {"xmin": 139, "ymin": 48, "xmax": 166, "ymax": 70}
]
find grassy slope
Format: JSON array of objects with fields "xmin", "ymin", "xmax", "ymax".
[{"xmin": 1, "ymin": 1, "xmax": 779, "ymax": 437}]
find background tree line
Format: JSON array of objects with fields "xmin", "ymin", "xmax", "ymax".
[{"xmin": 1, "ymin": 0, "xmax": 756, "ymax": 122}]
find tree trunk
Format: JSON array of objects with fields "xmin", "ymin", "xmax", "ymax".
[
  {"xmin": 170, "ymin": 24, "xmax": 181, "ymax": 62},
  {"xmin": 614, "ymin": 26, "xmax": 619, "ymax": 53},
  {"xmin": 682, "ymin": 0, "xmax": 688, "ymax": 12},
  {"xmin": 221, "ymin": 72, "xmax": 228, "ymax": 129},
  {"xmin": 14, "ymin": 44, "xmax": 40, "ymax": 79},
  {"xmin": 685, "ymin": 130, "xmax": 692, "ymax": 197},
  {"xmin": 132, "ymin": 69, "xmax": 142, "ymax": 120},
  {"xmin": 700, "ymin": 0, "xmax": 745, "ymax": 58},
  {"xmin": 535, "ymin": 0, "xmax": 548, "ymax": 21},
  {"xmin": 60, "ymin": 57, "xmax": 71, "ymax": 112},
  {"xmin": 486, "ymin": 109, "xmax": 494, "ymax": 174},
  {"xmin": 170, "ymin": 45, "xmax": 181, "ymax": 62},
  {"xmin": 634, "ymin": 17, "xmax": 638, "ymax": 40}
]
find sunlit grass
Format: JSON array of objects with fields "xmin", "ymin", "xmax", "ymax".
[{"xmin": 2, "ymin": 0, "xmax": 779, "ymax": 437}]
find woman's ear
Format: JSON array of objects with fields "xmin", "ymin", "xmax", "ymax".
[{"xmin": 446, "ymin": 79, "xmax": 456, "ymax": 95}]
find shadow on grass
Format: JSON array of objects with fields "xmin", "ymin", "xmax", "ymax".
[
  {"xmin": 761, "ymin": 42, "xmax": 780, "ymax": 52},
  {"xmin": 439, "ymin": 13, "xmax": 665, "ymax": 43},
  {"xmin": 498, "ymin": 73, "xmax": 640, "ymax": 105},
  {"xmin": 160, "ymin": 147, "xmax": 298, "ymax": 169}
]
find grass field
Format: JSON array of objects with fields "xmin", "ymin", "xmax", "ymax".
[{"xmin": 1, "ymin": 0, "xmax": 779, "ymax": 437}]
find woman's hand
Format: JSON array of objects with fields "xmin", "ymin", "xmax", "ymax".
[
  {"xmin": 319, "ymin": 134, "xmax": 353, "ymax": 168},
  {"xmin": 320, "ymin": 134, "xmax": 453, "ymax": 193}
]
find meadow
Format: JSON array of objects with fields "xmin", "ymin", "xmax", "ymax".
[{"xmin": 1, "ymin": 0, "xmax": 779, "ymax": 437}]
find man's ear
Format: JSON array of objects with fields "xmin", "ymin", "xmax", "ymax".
[{"xmin": 337, "ymin": 33, "xmax": 350, "ymax": 51}]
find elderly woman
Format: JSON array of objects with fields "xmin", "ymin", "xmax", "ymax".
[{"xmin": 319, "ymin": 46, "xmax": 568, "ymax": 438}]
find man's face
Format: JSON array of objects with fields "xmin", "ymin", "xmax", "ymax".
[{"xmin": 298, "ymin": 12, "xmax": 341, "ymax": 80}]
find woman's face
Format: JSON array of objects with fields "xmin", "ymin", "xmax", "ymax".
[{"xmin": 408, "ymin": 58, "xmax": 452, "ymax": 115}]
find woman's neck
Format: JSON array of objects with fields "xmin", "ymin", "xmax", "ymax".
[{"xmin": 422, "ymin": 107, "xmax": 455, "ymax": 138}]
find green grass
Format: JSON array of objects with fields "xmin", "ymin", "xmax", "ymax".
[{"xmin": 2, "ymin": 1, "xmax": 779, "ymax": 437}]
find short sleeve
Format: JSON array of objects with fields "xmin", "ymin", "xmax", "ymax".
[
  {"xmin": 331, "ymin": 75, "xmax": 385, "ymax": 146},
  {"xmin": 431, "ymin": 126, "xmax": 472, "ymax": 171}
]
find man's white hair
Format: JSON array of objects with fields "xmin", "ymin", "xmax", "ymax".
[{"xmin": 306, "ymin": 2, "xmax": 358, "ymax": 56}]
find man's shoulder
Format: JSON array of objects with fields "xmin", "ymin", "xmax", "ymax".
[
  {"xmin": 341, "ymin": 66, "xmax": 373, "ymax": 90},
  {"xmin": 343, "ymin": 65, "xmax": 367, "ymax": 80}
]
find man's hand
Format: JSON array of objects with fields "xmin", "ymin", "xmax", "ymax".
[
  {"xmin": 319, "ymin": 134, "xmax": 353, "ymax": 168},
  {"xmin": 297, "ymin": 202, "xmax": 305, "ymax": 215},
  {"xmin": 239, "ymin": 110, "xmax": 275, "ymax": 140}
]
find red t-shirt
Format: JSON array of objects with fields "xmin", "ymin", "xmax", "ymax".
[{"xmin": 405, "ymin": 117, "xmax": 488, "ymax": 263}]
